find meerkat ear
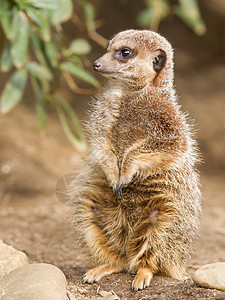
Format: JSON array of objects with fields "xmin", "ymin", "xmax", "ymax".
[{"xmin": 153, "ymin": 50, "xmax": 167, "ymax": 72}]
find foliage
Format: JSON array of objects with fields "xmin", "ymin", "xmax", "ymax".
[
  {"xmin": 0, "ymin": 0, "xmax": 206, "ymax": 151},
  {"xmin": 137, "ymin": 0, "xmax": 206, "ymax": 35},
  {"xmin": 0, "ymin": 0, "xmax": 102, "ymax": 151}
]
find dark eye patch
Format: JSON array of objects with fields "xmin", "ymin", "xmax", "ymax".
[{"xmin": 114, "ymin": 48, "xmax": 135, "ymax": 62}]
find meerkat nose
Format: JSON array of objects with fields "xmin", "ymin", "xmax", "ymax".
[{"xmin": 93, "ymin": 61, "xmax": 102, "ymax": 71}]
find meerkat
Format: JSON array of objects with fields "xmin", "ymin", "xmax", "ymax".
[{"xmin": 70, "ymin": 29, "xmax": 201, "ymax": 291}]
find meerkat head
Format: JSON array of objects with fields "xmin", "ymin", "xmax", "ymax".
[{"xmin": 93, "ymin": 30, "xmax": 174, "ymax": 88}]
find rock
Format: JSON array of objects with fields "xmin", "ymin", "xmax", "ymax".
[
  {"xmin": 192, "ymin": 262, "xmax": 225, "ymax": 291},
  {"xmin": 0, "ymin": 263, "xmax": 67, "ymax": 300},
  {"xmin": 0, "ymin": 240, "xmax": 28, "ymax": 279}
]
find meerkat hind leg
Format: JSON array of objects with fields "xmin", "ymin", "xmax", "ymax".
[
  {"xmin": 132, "ymin": 267, "xmax": 153, "ymax": 291},
  {"xmin": 83, "ymin": 264, "xmax": 122, "ymax": 284}
]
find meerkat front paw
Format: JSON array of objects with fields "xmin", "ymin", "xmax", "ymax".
[
  {"xmin": 83, "ymin": 264, "xmax": 122, "ymax": 284},
  {"xmin": 113, "ymin": 183, "xmax": 124, "ymax": 200},
  {"xmin": 113, "ymin": 174, "xmax": 134, "ymax": 200},
  {"xmin": 113, "ymin": 161, "xmax": 135, "ymax": 200},
  {"xmin": 132, "ymin": 267, "xmax": 153, "ymax": 291}
]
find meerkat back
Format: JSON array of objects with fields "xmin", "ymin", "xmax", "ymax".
[{"xmin": 71, "ymin": 29, "xmax": 201, "ymax": 291}]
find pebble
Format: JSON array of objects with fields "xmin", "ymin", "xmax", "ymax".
[
  {"xmin": 192, "ymin": 262, "xmax": 225, "ymax": 290},
  {"xmin": 0, "ymin": 263, "xmax": 67, "ymax": 300},
  {"xmin": 0, "ymin": 240, "xmax": 28, "ymax": 279}
]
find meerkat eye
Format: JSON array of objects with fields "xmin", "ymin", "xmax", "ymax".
[
  {"xmin": 114, "ymin": 48, "xmax": 135, "ymax": 61},
  {"xmin": 121, "ymin": 49, "xmax": 132, "ymax": 57}
]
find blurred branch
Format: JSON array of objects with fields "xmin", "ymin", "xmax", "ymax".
[
  {"xmin": 75, "ymin": 0, "xmax": 107, "ymax": 48},
  {"xmin": 71, "ymin": 13, "xmax": 85, "ymax": 31},
  {"xmin": 63, "ymin": 70, "xmax": 96, "ymax": 95},
  {"xmin": 88, "ymin": 30, "xmax": 107, "ymax": 48},
  {"xmin": 0, "ymin": 26, "xmax": 6, "ymax": 58},
  {"xmin": 174, "ymin": 0, "xmax": 206, "ymax": 36},
  {"xmin": 71, "ymin": 6, "xmax": 107, "ymax": 48}
]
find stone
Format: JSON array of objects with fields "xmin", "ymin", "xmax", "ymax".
[
  {"xmin": 0, "ymin": 263, "xmax": 67, "ymax": 300},
  {"xmin": 192, "ymin": 262, "xmax": 225, "ymax": 291},
  {"xmin": 0, "ymin": 240, "xmax": 28, "ymax": 279}
]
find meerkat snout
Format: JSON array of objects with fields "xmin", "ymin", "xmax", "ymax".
[{"xmin": 93, "ymin": 61, "xmax": 102, "ymax": 71}]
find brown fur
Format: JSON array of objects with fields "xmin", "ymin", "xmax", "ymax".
[{"xmin": 69, "ymin": 30, "xmax": 202, "ymax": 291}]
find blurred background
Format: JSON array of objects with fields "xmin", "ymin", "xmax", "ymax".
[{"xmin": 0, "ymin": 0, "xmax": 225, "ymax": 298}]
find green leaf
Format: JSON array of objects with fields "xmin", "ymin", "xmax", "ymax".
[
  {"xmin": 25, "ymin": 0, "xmax": 59, "ymax": 10},
  {"xmin": 51, "ymin": 0, "xmax": 73, "ymax": 24},
  {"xmin": 138, "ymin": 0, "xmax": 170, "ymax": 30},
  {"xmin": 27, "ymin": 9, "xmax": 51, "ymax": 42},
  {"xmin": 174, "ymin": 0, "xmax": 206, "ymax": 35},
  {"xmin": 44, "ymin": 41, "xmax": 58, "ymax": 67},
  {"xmin": 137, "ymin": 9, "xmax": 154, "ymax": 27},
  {"xmin": 26, "ymin": 8, "xmax": 43, "ymax": 26},
  {"xmin": 31, "ymin": 76, "xmax": 47, "ymax": 129},
  {"xmin": 64, "ymin": 55, "xmax": 82, "ymax": 66},
  {"xmin": 30, "ymin": 35, "xmax": 48, "ymax": 68},
  {"xmin": 66, "ymin": 38, "xmax": 91, "ymax": 56},
  {"xmin": 55, "ymin": 99, "xmax": 87, "ymax": 151},
  {"xmin": 10, "ymin": 11, "xmax": 29, "ymax": 68},
  {"xmin": 58, "ymin": 96, "xmax": 85, "ymax": 140},
  {"xmin": 60, "ymin": 62, "xmax": 99, "ymax": 87},
  {"xmin": 39, "ymin": 14, "xmax": 51, "ymax": 42},
  {"xmin": 0, "ymin": 1, "xmax": 13, "ymax": 40},
  {"xmin": 26, "ymin": 61, "xmax": 53, "ymax": 81},
  {"xmin": 0, "ymin": 5, "xmax": 23, "ymax": 41},
  {"xmin": 0, "ymin": 69, "xmax": 28, "ymax": 114},
  {"xmin": 78, "ymin": 0, "xmax": 95, "ymax": 31},
  {"xmin": 0, "ymin": 44, "xmax": 13, "ymax": 72},
  {"xmin": 11, "ymin": 7, "xmax": 23, "ymax": 41},
  {"xmin": 177, "ymin": 0, "xmax": 199, "ymax": 12}
]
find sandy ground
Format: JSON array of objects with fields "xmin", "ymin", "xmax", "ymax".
[{"xmin": 1, "ymin": 58, "xmax": 225, "ymax": 299}]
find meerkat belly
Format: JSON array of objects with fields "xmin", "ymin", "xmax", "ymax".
[
  {"xmin": 88, "ymin": 201, "xmax": 133, "ymax": 257},
  {"xmin": 85, "ymin": 174, "xmax": 169, "ymax": 255}
]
